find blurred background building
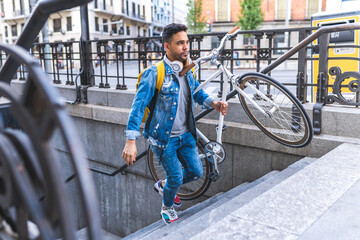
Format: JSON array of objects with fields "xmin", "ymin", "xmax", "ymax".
[{"xmin": 0, "ymin": 0, "xmax": 188, "ymax": 44}]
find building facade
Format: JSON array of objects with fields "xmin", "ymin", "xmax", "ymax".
[
  {"xmin": 202, "ymin": 0, "xmax": 327, "ymax": 32},
  {"xmin": 0, "ymin": 0, "xmax": 187, "ymax": 44}
]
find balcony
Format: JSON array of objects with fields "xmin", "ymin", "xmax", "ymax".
[{"xmin": 13, "ymin": 9, "xmax": 25, "ymax": 17}]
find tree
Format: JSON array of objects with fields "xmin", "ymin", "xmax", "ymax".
[
  {"xmin": 186, "ymin": 0, "xmax": 206, "ymax": 34},
  {"xmin": 237, "ymin": 0, "xmax": 264, "ymax": 32}
]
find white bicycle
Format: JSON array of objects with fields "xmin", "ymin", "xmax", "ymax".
[{"xmin": 148, "ymin": 26, "xmax": 313, "ymax": 200}]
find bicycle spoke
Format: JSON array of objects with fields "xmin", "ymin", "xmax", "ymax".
[
  {"xmin": 147, "ymin": 145, "xmax": 211, "ymax": 200},
  {"xmin": 238, "ymin": 73, "xmax": 312, "ymax": 147}
]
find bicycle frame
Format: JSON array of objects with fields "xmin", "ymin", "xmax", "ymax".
[{"xmin": 191, "ymin": 28, "xmax": 282, "ymax": 175}]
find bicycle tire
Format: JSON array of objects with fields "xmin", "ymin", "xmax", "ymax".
[
  {"xmin": 147, "ymin": 144, "xmax": 211, "ymax": 200},
  {"xmin": 237, "ymin": 72, "xmax": 313, "ymax": 148}
]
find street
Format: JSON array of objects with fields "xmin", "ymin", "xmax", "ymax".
[{"xmin": 54, "ymin": 61, "xmax": 314, "ymax": 102}]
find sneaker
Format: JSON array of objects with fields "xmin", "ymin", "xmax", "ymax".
[
  {"xmin": 161, "ymin": 204, "xmax": 179, "ymax": 225},
  {"xmin": 154, "ymin": 180, "xmax": 182, "ymax": 207}
]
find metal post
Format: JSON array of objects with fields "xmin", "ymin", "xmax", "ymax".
[
  {"xmin": 266, "ymin": 32, "xmax": 274, "ymax": 77},
  {"xmin": 296, "ymin": 29, "xmax": 308, "ymax": 103},
  {"xmin": 254, "ymin": 32, "xmax": 263, "ymax": 72},
  {"xmin": 80, "ymin": 4, "xmax": 94, "ymax": 86},
  {"xmin": 313, "ymin": 33, "xmax": 330, "ymax": 135}
]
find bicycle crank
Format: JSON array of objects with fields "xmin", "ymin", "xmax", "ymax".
[{"xmin": 204, "ymin": 141, "xmax": 226, "ymax": 164}]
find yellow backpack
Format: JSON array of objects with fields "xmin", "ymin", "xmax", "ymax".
[
  {"xmin": 136, "ymin": 60, "xmax": 195, "ymax": 123},
  {"xmin": 136, "ymin": 61, "xmax": 165, "ymax": 123}
]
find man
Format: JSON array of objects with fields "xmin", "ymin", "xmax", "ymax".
[{"xmin": 122, "ymin": 23, "xmax": 228, "ymax": 224}]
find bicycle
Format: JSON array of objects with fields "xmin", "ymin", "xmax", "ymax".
[{"xmin": 147, "ymin": 26, "xmax": 313, "ymax": 200}]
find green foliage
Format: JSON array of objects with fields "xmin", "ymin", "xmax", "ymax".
[
  {"xmin": 186, "ymin": 0, "xmax": 206, "ymax": 34},
  {"xmin": 237, "ymin": 0, "xmax": 264, "ymax": 31}
]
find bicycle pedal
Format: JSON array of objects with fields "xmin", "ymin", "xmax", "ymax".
[
  {"xmin": 216, "ymin": 124, "xmax": 227, "ymax": 132},
  {"xmin": 208, "ymin": 172, "xmax": 220, "ymax": 181}
]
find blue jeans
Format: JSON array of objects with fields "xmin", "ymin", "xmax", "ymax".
[{"xmin": 151, "ymin": 131, "xmax": 203, "ymax": 207}]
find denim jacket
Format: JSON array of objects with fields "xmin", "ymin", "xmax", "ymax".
[{"xmin": 125, "ymin": 60, "xmax": 214, "ymax": 148}]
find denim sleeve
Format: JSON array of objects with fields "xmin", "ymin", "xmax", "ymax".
[
  {"xmin": 193, "ymin": 72, "xmax": 214, "ymax": 109},
  {"xmin": 125, "ymin": 67, "xmax": 157, "ymax": 140}
]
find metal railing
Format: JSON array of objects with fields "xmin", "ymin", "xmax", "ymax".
[{"xmin": 8, "ymin": 23, "xmax": 360, "ymax": 134}]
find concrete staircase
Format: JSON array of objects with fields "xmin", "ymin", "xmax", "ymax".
[
  {"xmin": 123, "ymin": 143, "xmax": 360, "ymax": 239},
  {"xmin": 123, "ymin": 156, "xmax": 318, "ymax": 240}
]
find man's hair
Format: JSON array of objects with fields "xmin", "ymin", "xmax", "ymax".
[{"xmin": 162, "ymin": 23, "xmax": 188, "ymax": 43}]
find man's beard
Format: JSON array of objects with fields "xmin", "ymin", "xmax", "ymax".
[{"xmin": 173, "ymin": 52, "xmax": 187, "ymax": 63}]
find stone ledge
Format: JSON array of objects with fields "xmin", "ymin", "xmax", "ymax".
[
  {"xmin": 64, "ymin": 102, "xmax": 360, "ymax": 158},
  {"xmin": 10, "ymin": 80, "xmax": 360, "ymax": 138}
]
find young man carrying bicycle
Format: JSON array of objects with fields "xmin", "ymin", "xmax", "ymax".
[{"xmin": 122, "ymin": 23, "xmax": 228, "ymax": 225}]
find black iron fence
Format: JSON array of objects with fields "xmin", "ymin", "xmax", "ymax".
[{"xmin": 7, "ymin": 24, "xmax": 360, "ymax": 134}]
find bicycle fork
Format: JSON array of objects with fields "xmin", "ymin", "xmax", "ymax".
[{"xmin": 196, "ymin": 129, "xmax": 220, "ymax": 181}]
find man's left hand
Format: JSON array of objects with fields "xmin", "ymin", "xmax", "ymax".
[{"xmin": 211, "ymin": 101, "xmax": 228, "ymax": 115}]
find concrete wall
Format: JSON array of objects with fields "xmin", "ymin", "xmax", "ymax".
[{"xmin": 10, "ymin": 81, "xmax": 360, "ymax": 237}]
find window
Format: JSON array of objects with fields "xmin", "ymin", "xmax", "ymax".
[
  {"xmin": 126, "ymin": 25, "xmax": 130, "ymax": 35},
  {"xmin": 103, "ymin": 19, "xmax": 108, "ymax": 32},
  {"xmin": 20, "ymin": 0, "xmax": 24, "ymax": 14},
  {"xmin": 137, "ymin": 26, "xmax": 140, "ymax": 36},
  {"xmin": 276, "ymin": 0, "xmax": 286, "ymax": 20},
  {"xmin": 28, "ymin": 0, "xmax": 32, "ymax": 13},
  {"xmin": 143, "ymin": 29, "xmax": 146, "ymax": 36},
  {"xmin": 110, "ymin": 0, "xmax": 113, "ymax": 6},
  {"xmin": 273, "ymin": 33, "xmax": 286, "ymax": 54},
  {"xmin": 94, "ymin": 0, "xmax": 98, "ymax": 8},
  {"xmin": 307, "ymin": 0, "xmax": 319, "ymax": 19},
  {"xmin": 143, "ymin": 5, "xmax": 145, "ymax": 18},
  {"xmin": 137, "ymin": 4, "xmax": 140, "ymax": 17},
  {"xmin": 119, "ymin": 25, "xmax": 124, "ymax": 35},
  {"xmin": 244, "ymin": 36, "xmax": 255, "ymax": 56},
  {"xmin": 67, "ymin": 17, "xmax": 72, "ymax": 31},
  {"xmin": 53, "ymin": 18, "xmax": 61, "ymax": 32},
  {"xmin": 211, "ymin": 36, "xmax": 218, "ymax": 49},
  {"xmin": 103, "ymin": 0, "xmax": 106, "ymax": 10},
  {"xmin": 21, "ymin": 23, "xmax": 24, "ymax": 30},
  {"xmin": 12, "ymin": 0, "xmax": 15, "ymax": 12},
  {"xmin": 217, "ymin": 0, "xmax": 229, "ymax": 21},
  {"xmin": 132, "ymin": 2, "xmax": 135, "ymax": 17},
  {"xmin": 151, "ymin": 6, "xmax": 153, "ymax": 21},
  {"xmin": 11, "ymin": 24, "xmax": 17, "ymax": 37},
  {"xmin": 95, "ymin": 17, "xmax": 99, "ymax": 31},
  {"xmin": 111, "ymin": 24, "xmax": 117, "ymax": 34},
  {"xmin": 4, "ymin": 26, "xmax": 8, "ymax": 37},
  {"xmin": 126, "ymin": 0, "xmax": 129, "ymax": 15}
]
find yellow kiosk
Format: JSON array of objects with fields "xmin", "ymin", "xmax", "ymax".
[{"xmin": 311, "ymin": 10, "xmax": 360, "ymax": 102}]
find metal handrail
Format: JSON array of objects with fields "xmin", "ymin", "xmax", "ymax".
[{"xmin": 261, "ymin": 23, "xmax": 360, "ymax": 74}]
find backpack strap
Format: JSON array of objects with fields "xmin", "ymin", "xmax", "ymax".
[
  {"xmin": 155, "ymin": 60, "xmax": 165, "ymax": 91},
  {"xmin": 144, "ymin": 60, "xmax": 165, "ymax": 126}
]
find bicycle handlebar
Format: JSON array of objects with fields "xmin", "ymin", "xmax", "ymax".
[
  {"xmin": 180, "ymin": 26, "xmax": 241, "ymax": 76},
  {"xmin": 228, "ymin": 25, "xmax": 240, "ymax": 34}
]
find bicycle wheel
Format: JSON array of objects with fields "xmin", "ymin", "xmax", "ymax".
[
  {"xmin": 237, "ymin": 72, "xmax": 313, "ymax": 148},
  {"xmin": 147, "ymin": 144, "xmax": 211, "ymax": 200}
]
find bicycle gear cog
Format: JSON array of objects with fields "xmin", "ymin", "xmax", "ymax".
[{"xmin": 204, "ymin": 141, "xmax": 226, "ymax": 164}]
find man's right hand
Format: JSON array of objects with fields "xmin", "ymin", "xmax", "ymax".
[{"xmin": 122, "ymin": 140, "xmax": 137, "ymax": 166}]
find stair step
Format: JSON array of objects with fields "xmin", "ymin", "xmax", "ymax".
[
  {"xmin": 189, "ymin": 144, "xmax": 360, "ymax": 239},
  {"xmin": 124, "ymin": 168, "xmax": 285, "ymax": 240},
  {"xmin": 137, "ymin": 156, "xmax": 317, "ymax": 240},
  {"xmin": 74, "ymin": 227, "xmax": 121, "ymax": 240},
  {"xmin": 122, "ymin": 181, "xmax": 247, "ymax": 240}
]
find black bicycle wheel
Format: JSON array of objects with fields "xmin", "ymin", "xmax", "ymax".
[
  {"xmin": 147, "ymin": 144, "xmax": 211, "ymax": 200},
  {"xmin": 237, "ymin": 72, "xmax": 313, "ymax": 148}
]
